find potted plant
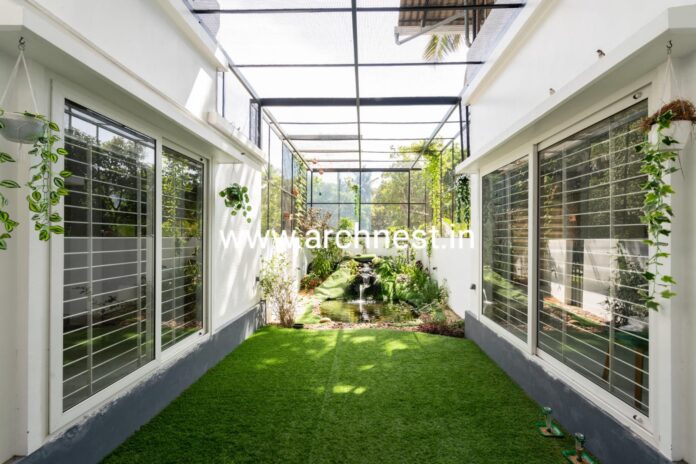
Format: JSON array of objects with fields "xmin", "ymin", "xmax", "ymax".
[
  {"xmin": 219, "ymin": 183, "xmax": 252, "ymax": 223},
  {"xmin": 641, "ymin": 99, "xmax": 695, "ymax": 150},
  {"xmin": 0, "ymin": 109, "xmax": 46, "ymax": 144},
  {"xmin": 0, "ymin": 107, "xmax": 70, "ymax": 250}
]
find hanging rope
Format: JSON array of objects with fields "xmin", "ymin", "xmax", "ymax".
[{"xmin": 0, "ymin": 37, "xmax": 39, "ymax": 113}]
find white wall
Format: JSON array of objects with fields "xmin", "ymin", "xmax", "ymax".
[
  {"xmin": 211, "ymin": 163, "xmax": 264, "ymax": 330},
  {"xmin": 468, "ymin": 0, "xmax": 696, "ymax": 157},
  {"xmin": 428, "ymin": 238, "xmax": 477, "ymax": 318},
  {"xmin": 662, "ymin": 52, "xmax": 696, "ymax": 464},
  {"xmin": 461, "ymin": 3, "xmax": 696, "ymax": 457},
  {"xmin": 0, "ymin": 0, "xmax": 266, "ymax": 460},
  {"xmin": 0, "ymin": 50, "xmax": 21, "ymax": 464},
  {"xmin": 30, "ymin": 0, "xmax": 218, "ymax": 120}
]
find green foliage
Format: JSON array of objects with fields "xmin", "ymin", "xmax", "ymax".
[
  {"xmin": 455, "ymin": 174, "xmax": 471, "ymax": 228},
  {"xmin": 372, "ymin": 250, "xmax": 445, "ymax": 311},
  {"xmin": 0, "ymin": 108, "xmax": 70, "ymax": 249},
  {"xmin": 637, "ymin": 109, "xmax": 683, "ymax": 310},
  {"xmin": 220, "ymin": 183, "xmax": 252, "ymax": 223},
  {"xmin": 259, "ymin": 253, "xmax": 297, "ymax": 327},
  {"xmin": 300, "ymin": 272, "xmax": 323, "ymax": 291},
  {"xmin": 350, "ymin": 182, "xmax": 360, "ymax": 218},
  {"xmin": 423, "ymin": 33, "xmax": 462, "ymax": 62}
]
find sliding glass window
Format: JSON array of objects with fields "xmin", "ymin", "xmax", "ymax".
[
  {"xmin": 537, "ymin": 101, "xmax": 649, "ymax": 414},
  {"xmin": 62, "ymin": 102, "xmax": 156, "ymax": 411},
  {"xmin": 161, "ymin": 147, "xmax": 205, "ymax": 350},
  {"xmin": 482, "ymin": 156, "xmax": 529, "ymax": 342}
]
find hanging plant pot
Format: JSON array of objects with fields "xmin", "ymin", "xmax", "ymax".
[
  {"xmin": 648, "ymin": 120, "xmax": 692, "ymax": 151},
  {"xmin": 0, "ymin": 112, "xmax": 45, "ymax": 144}
]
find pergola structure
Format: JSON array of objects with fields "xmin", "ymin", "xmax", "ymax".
[{"xmin": 186, "ymin": 0, "xmax": 525, "ymax": 230}]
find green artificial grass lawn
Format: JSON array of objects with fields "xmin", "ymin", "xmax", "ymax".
[{"xmin": 104, "ymin": 327, "xmax": 576, "ymax": 464}]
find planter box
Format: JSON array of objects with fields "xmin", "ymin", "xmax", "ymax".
[{"xmin": 648, "ymin": 120, "xmax": 693, "ymax": 151}]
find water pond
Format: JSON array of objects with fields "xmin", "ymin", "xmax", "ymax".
[{"xmin": 319, "ymin": 300, "xmax": 414, "ymax": 324}]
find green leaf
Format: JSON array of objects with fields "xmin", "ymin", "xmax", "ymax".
[
  {"xmin": 0, "ymin": 153, "xmax": 15, "ymax": 163},
  {"xmin": 49, "ymin": 225, "xmax": 64, "ymax": 234},
  {"xmin": 660, "ymin": 290, "xmax": 677, "ymax": 299},
  {"xmin": 246, "ymin": 218, "xmax": 251, "ymax": 223},
  {"xmin": 60, "ymin": 170, "xmax": 72, "ymax": 178},
  {"xmin": 645, "ymin": 300, "xmax": 660, "ymax": 311},
  {"xmin": 0, "ymin": 180, "xmax": 20, "ymax": 188},
  {"xmin": 28, "ymin": 201, "xmax": 41, "ymax": 213},
  {"xmin": 56, "ymin": 147, "xmax": 68, "ymax": 156},
  {"xmin": 38, "ymin": 229, "xmax": 49, "ymax": 241},
  {"xmin": 48, "ymin": 121, "xmax": 60, "ymax": 131},
  {"xmin": 31, "ymin": 191, "xmax": 41, "ymax": 201},
  {"xmin": 0, "ymin": 239, "xmax": 5, "ymax": 251},
  {"xmin": 53, "ymin": 177, "xmax": 65, "ymax": 188},
  {"xmin": 49, "ymin": 213, "xmax": 61, "ymax": 222},
  {"xmin": 661, "ymin": 275, "xmax": 677, "ymax": 285}
]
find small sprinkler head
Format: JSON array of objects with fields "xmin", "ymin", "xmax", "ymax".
[
  {"xmin": 542, "ymin": 407, "xmax": 553, "ymax": 431},
  {"xmin": 574, "ymin": 433, "xmax": 586, "ymax": 461},
  {"xmin": 596, "ymin": 49, "xmax": 605, "ymax": 58}
]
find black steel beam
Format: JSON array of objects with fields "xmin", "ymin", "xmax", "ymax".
[
  {"xmin": 259, "ymin": 97, "xmax": 460, "ymax": 107},
  {"xmin": 192, "ymin": 4, "xmax": 525, "ymax": 14},
  {"xmin": 275, "ymin": 120, "xmax": 460, "ymax": 125},
  {"xmin": 234, "ymin": 61, "xmax": 482, "ymax": 68}
]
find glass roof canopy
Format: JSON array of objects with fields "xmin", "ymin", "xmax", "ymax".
[{"xmin": 188, "ymin": 0, "xmax": 524, "ymax": 171}]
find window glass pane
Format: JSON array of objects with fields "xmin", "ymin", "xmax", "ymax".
[
  {"xmin": 161, "ymin": 147, "xmax": 205, "ymax": 350},
  {"xmin": 482, "ymin": 156, "xmax": 529, "ymax": 342},
  {"xmin": 63, "ymin": 101, "xmax": 155, "ymax": 411},
  {"xmin": 537, "ymin": 101, "xmax": 649, "ymax": 414}
]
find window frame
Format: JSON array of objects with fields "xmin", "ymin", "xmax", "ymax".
[
  {"xmin": 476, "ymin": 85, "xmax": 658, "ymax": 440},
  {"xmin": 480, "ymin": 154, "xmax": 531, "ymax": 343},
  {"xmin": 49, "ymin": 81, "xmax": 212, "ymax": 432}
]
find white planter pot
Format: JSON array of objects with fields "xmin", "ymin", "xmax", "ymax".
[
  {"xmin": 0, "ymin": 112, "xmax": 45, "ymax": 144},
  {"xmin": 648, "ymin": 120, "xmax": 693, "ymax": 151}
]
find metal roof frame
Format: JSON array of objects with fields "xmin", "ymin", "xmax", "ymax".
[{"xmin": 186, "ymin": 1, "xmax": 521, "ymax": 170}]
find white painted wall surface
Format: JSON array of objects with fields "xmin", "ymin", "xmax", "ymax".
[
  {"xmin": 0, "ymin": 50, "xmax": 21, "ymax": 464},
  {"xmin": 467, "ymin": 0, "xmax": 696, "ymax": 157},
  {"xmin": 29, "ymin": 0, "xmax": 219, "ymax": 120},
  {"xmin": 660, "ymin": 51, "xmax": 696, "ymax": 464},
  {"xmin": 211, "ymin": 163, "xmax": 264, "ymax": 330},
  {"xmin": 0, "ymin": 0, "xmax": 267, "ymax": 459},
  {"xmin": 427, "ymin": 238, "xmax": 477, "ymax": 318}
]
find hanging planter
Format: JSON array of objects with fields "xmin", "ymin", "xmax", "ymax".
[
  {"xmin": 219, "ymin": 182, "xmax": 252, "ymax": 223},
  {"xmin": 0, "ymin": 110, "xmax": 45, "ymax": 144},
  {"xmin": 642, "ymin": 99, "xmax": 695, "ymax": 151},
  {"xmin": 0, "ymin": 39, "xmax": 71, "ymax": 250}
]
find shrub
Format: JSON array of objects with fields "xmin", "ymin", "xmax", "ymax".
[
  {"xmin": 300, "ymin": 273, "xmax": 323, "ymax": 291},
  {"xmin": 259, "ymin": 253, "xmax": 297, "ymax": 327},
  {"xmin": 418, "ymin": 320, "xmax": 465, "ymax": 338}
]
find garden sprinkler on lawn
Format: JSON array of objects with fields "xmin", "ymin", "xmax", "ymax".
[
  {"xmin": 536, "ymin": 407, "xmax": 563, "ymax": 438},
  {"xmin": 562, "ymin": 433, "xmax": 597, "ymax": 464}
]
